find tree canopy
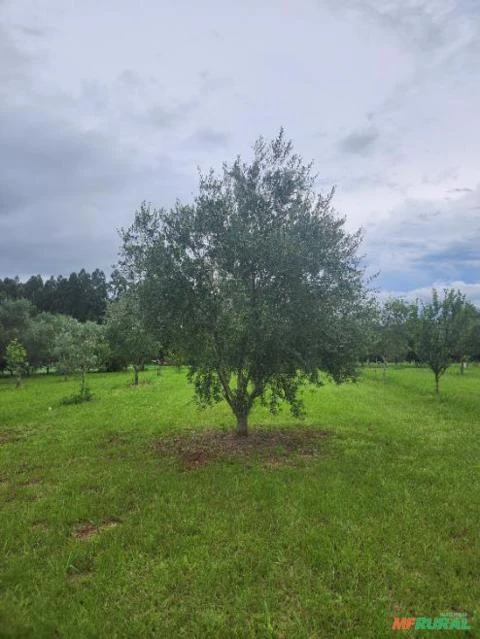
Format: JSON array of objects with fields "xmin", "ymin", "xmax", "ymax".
[
  {"xmin": 415, "ymin": 288, "xmax": 476, "ymax": 393},
  {"xmin": 119, "ymin": 130, "xmax": 372, "ymax": 434},
  {"xmin": 104, "ymin": 292, "xmax": 159, "ymax": 384}
]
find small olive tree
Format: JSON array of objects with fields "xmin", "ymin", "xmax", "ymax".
[
  {"xmin": 5, "ymin": 338, "xmax": 28, "ymax": 387},
  {"xmin": 415, "ymin": 289, "xmax": 474, "ymax": 394},
  {"xmin": 105, "ymin": 292, "xmax": 159, "ymax": 385},
  {"xmin": 54, "ymin": 318, "xmax": 106, "ymax": 402}
]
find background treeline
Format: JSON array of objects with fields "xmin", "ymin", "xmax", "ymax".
[
  {"xmin": 368, "ymin": 295, "xmax": 480, "ymax": 366},
  {"xmin": 0, "ymin": 268, "xmax": 161, "ymax": 385},
  {"xmin": 0, "ymin": 268, "xmax": 127, "ymax": 323},
  {"xmin": 1, "ymin": 268, "xmax": 479, "ymax": 386}
]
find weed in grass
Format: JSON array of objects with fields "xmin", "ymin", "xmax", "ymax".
[{"xmin": 60, "ymin": 386, "xmax": 94, "ymax": 405}]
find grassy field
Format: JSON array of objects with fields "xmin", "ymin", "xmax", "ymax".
[{"xmin": 0, "ymin": 365, "xmax": 479, "ymax": 638}]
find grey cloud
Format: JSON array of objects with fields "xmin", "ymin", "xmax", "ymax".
[
  {"xmin": 0, "ymin": 63, "xmax": 191, "ymax": 275},
  {"xmin": 0, "ymin": 19, "xmax": 198, "ymax": 278},
  {"xmin": 422, "ymin": 168, "xmax": 459, "ymax": 185},
  {"xmin": 117, "ymin": 69, "xmax": 145, "ymax": 89},
  {"xmin": 0, "ymin": 110, "xmax": 190, "ymax": 276},
  {"xmin": 448, "ymin": 187, "xmax": 472, "ymax": 193},
  {"xmin": 141, "ymin": 99, "xmax": 199, "ymax": 128},
  {"xmin": 417, "ymin": 211, "xmax": 440, "ymax": 221},
  {"xmin": 185, "ymin": 127, "xmax": 229, "ymax": 150},
  {"xmin": 12, "ymin": 24, "xmax": 46, "ymax": 37},
  {"xmin": 328, "ymin": 0, "xmax": 480, "ymax": 139},
  {"xmin": 339, "ymin": 128, "xmax": 378, "ymax": 155},
  {"xmin": 0, "ymin": 107, "xmax": 134, "ymax": 217},
  {"xmin": 0, "ymin": 105, "xmax": 135, "ymax": 274},
  {"xmin": 363, "ymin": 186, "xmax": 480, "ymax": 289},
  {"xmin": 0, "ymin": 230, "xmax": 114, "ymax": 279},
  {"xmin": 199, "ymin": 71, "xmax": 234, "ymax": 95},
  {"xmin": 208, "ymin": 28, "xmax": 222, "ymax": 40},
  {"xmin": 341, "ymin": 173, "xmax": 403, "ymax": 193},
  {"xmin": 0, "ymin": 99, "xmax": 190, "ymax": 274},
  {"xmin": 126, "ymin": 73, "xmax": 233, "ymax": 131},
  {"xmin": 0, "ymin": 24, "xmax": 30, "ymax": 93},
  {"xmin": 419, "ymin": 239, "xmax": 480, "ymax": 265},
  {"xmin": 329, "ymin": 0, "xmax": 479, "ymax": 53}
]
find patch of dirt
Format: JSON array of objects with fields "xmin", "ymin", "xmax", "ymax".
[
  {"xmin": 99, "ymin": 519, "xmax": 120, "ymax": 531},
  {"xmin": 153, "ymin": 427, "xmax": 330, "ymax": 470},
  {"xmin": 72, "ymin": 522, "xmax": 98, "ymax": 540},
  {"xmin": 67, "ymin": 571, "xmax": 92, "ymax": 583},
  {"xmin": 0, "ymin": 431, "xmax": 19, "ymax": 445},
  {"xmin": 32, "ymin": 522, "xmax": 49, "ymax": 532},
  {"xmin": 71, "ymin": 518, "xmax": 121, "ymax": 540},
  {"xmin": 22, "ymin": 478, "xmax": 42, "ymax": 486}
]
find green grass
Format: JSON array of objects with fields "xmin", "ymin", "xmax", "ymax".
[{"xmin": 0, "ymin": 365, "xmax": 479, "ymax": 638}]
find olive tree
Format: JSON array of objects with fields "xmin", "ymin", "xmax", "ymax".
[
  {"xmin": 23, "ymin": 312, "xmax": 60, "ymax": 373},
  {"xmin": 415, "ymin": 289, "xmax": 475, "ymax": 393},
  {"xmin": 54, "ymin": 318, "xmax": 106, "ymax": 401},
  {"xmin": 5, "ymin": 338, "xmax": 28, "ymax": 387},
  {"xmin": 120, "ymin": 130, "xmax": 372, "ymax": 435},
  {"xmin": 0, "ymin": 298, "xmax": 35, "ymax": 372},
  {"xmin": 104, "ymin": 292, "xmax": 159, "ymax": 385}
]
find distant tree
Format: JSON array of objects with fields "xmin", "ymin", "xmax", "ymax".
[
  {"xmin": 451, "ymin": 302, "xmax": 480, "ymax": 373},
  {"xmin": 53, "ymin": 269, "xmax": 108, "ymax": 322},
  {"xmin": 108, "ymin": 268, "xmax": 129, "ymax": 300},
  {"xmin": 104, "ymin": 292, "xmax": 159, "ymax": 385},
  {"xmin": 24, "ymin": 312, "xmax": 60, "ymax": 373},
  {"xmin": 119, "ymin": 200, "xmax": 162, "ymax": 285},
  {"xmin": 88, "ymin": 269, "xmax": 109, "ymax": 320},
  {"xmin": 40, "ymin": 276, "xmax": 60, "ymax": 313},
  {"xmin": 5, "ymin": 339, "xmax": 28, "ymax": 387},
  {"xmin": 0, "ymin": 277, "xmax": 21, "ymax": 300},
  {"xmin": 0, "ymin": 268, "xmax": 113, "ymax": 323},
  {"xmin": 119, "ymin": 130, "xmax": 371, "ymax": 435},
  {"xmin": 466, "ymin": 312, "xmax": 480, "ymax": 362},
  {"xmin": 22, "ymin": 275, "xmax": 44, "ymax": 308},
  {"xmin": 371, "ymin": 298, "xmax": 418, "ymax": 367},
  {"xmin": 54, "ymin": 318, "xmax": 106, "ymax": 401},
  {"xmin": 0, "ymin": 298, "xmax": 36, "ymax": 371},
  {"xmin": 415, "ymin": 289, "xmax": 474, "ymax": 393}
]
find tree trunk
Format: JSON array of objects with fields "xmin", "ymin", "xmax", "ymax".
[
  {"xmin": 15, "ymin": 375, "xmax": 21, "ymax": 388},
  {"xmin": 236, "ymin": 411, "xmax": 248, "ymax": 437},
  {"xmin": 435, "ymin": 373, "xmax": 440, "ymax": 395},
  {"xmin": 133, "ymin": 365, "xmax": 139, "ymax": 386},
  {"xmin": 81, "ymin": 370, "xmax": 86, "ymax": 397}
]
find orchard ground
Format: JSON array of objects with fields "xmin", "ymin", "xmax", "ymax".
[{"xmin": 0, "ymin": 365, "xmax": 478, "ymax": 638}]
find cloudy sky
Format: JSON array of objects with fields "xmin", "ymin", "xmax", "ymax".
[{"xmin": 1, "ymin": 0, "xmax": 479, "ymax": 302}]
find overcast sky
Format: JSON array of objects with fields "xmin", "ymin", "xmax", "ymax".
[{"xmin": 1, "ymin": 0, "xmax": 479, "ymax": 302}]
